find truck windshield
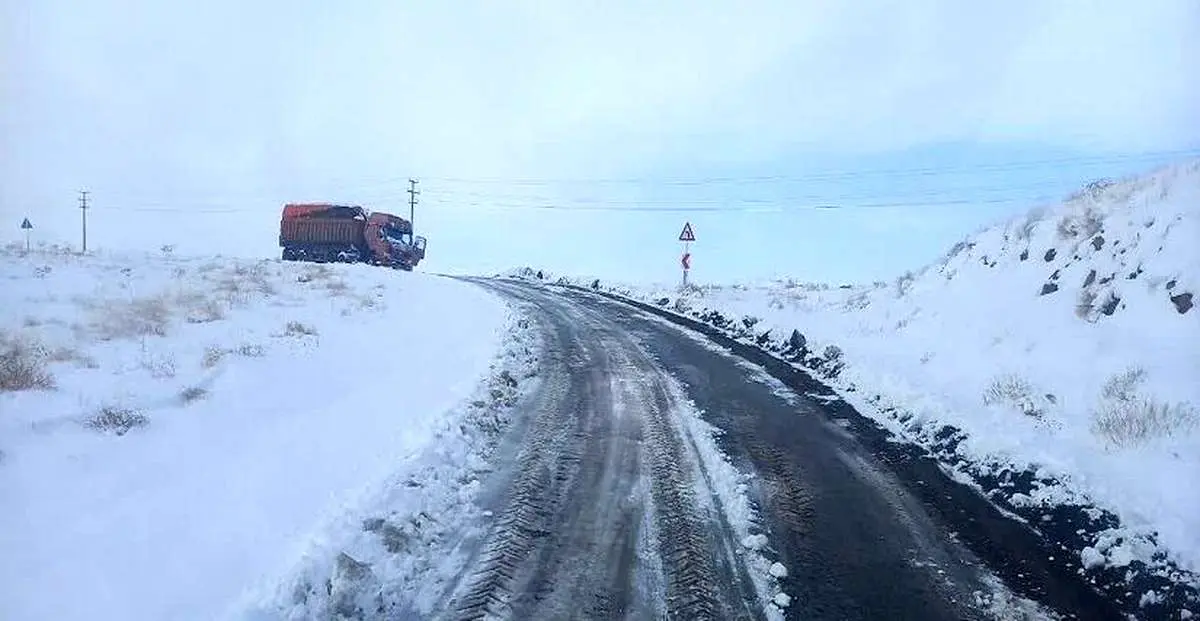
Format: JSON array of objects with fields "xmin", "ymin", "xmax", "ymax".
[{"xmin": 384, "ymin": 226, "xmax": 412, "ymax": 245}]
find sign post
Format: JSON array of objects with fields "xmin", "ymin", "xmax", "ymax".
[
  {"xmin": 20, "ymin": 218, "xmax": 33, "ymax": 253},
  {"xmin": 678, "ymin": 221, "xmax": 696, "ymax": 287}
]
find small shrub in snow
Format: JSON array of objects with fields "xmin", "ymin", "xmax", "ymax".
[
  {"xmin": 982, "ymin": 374, "xmax": 1044, "ymax": 418},
  {"xmin": 297, "ymin": 264, "xmax": 333, "ymax": 283},
  {"xmin": 1015, "ymin": 213, "xmax": 1039, "ymax": 241},
  {"xmin": 1092, "ymin": 399, "xmax": 1197, "ymax": 449},
  {"xmin": 284, "ymin": 321, "xmax": 319, "ymax": 337},
  {"xmin": 1101, "ymin": 367, "xmax": 1145, "ymax": 402},
  {"xmin": 324, "ymin": 279, "xmax": 351, "ymax": 296},
  {"xmin": 1091, "ymin": 367, "xmax": 1199, "ymax": 448},
  {"xmin": 894, "ymin": 271, "xmax": 915, "ymax": 297},
  {"xmin": 203, "ymin": 343, "xmax": 264, "ymax": 368},
  {"xmin": 235, "ymin": 343, "xmax": 265, "ymax": 358},
  {"xmin": 184, "ymin": 295, "xmax": 227, "ymax": 324},
  {"xmin": 844, "ymin": 291, "xmax": 871, "ymax": 311},
  {"xmin": 944, "ymin": 240, "xmax": 970, "ymax": 261},
  {"xmin": 0, "ymin": 332, "xmax": 55, "ymax": 392},
  {"xmin": 141, "ymin": 353, "xmax": 177, "ymax": 379},
  {"xmin": 202, "ymin": 346, "xmax": 226, "ymax": 369},
  {"xmin": 93, "ymin": 295, "xmax": 172, "ymax": 341},
  {"xmin": 179, "ymin": 386, "xmax": 208, "ymax": 404},
  {"xmin": 1057, "ymin": 207, "xmax": 1103, "ymax": 240},
  {"xmin": 47, "ymin": 346, "xmax": 82, "ymax": 364},
  {"xmin": 1076, "ymin": 288, "xmax": 1098, "ymax": 320},
  {"xmin": 85, "ymin": 406, "xmax": 149, "ymax": 436}
]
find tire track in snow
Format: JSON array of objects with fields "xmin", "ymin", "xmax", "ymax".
[{"xmin": 445, "ymin": 279, "xmax": 770, "ymax": 621}]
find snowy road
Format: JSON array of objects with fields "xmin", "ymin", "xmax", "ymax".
[
  {"xmin": 441, "ymin": 279, "xmax": 763, "ymax": 620},
  {"xmin": 435, "ymin": 279, "xmax": 1125, "ymax": 621}
]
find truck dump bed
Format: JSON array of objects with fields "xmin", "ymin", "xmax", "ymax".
[{"xmin": 279, "ymin": 204, "xmax": 366, "ymax": 245}]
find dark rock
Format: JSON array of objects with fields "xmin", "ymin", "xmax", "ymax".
[
  {"xmin": 1091, "ymin": 235, "xmax": 1105, "ymax": 250},
  {"xmin": 788, "ymin": 329, "xmax": 807, "ymax": 352},
  {"xmin": 1098, "ymin": 274, "xmax": 1114, "ymax": 285},
  {"xmin": 1083, "ymin": 269, "xmax": 1097, "ymax": 287},
  {"xmin": 1100, "ymin": 294, "xmax": 1121, "ymax": 316},
  {"xmin": 1171, "ymin": 292, "xmax": 1193, "ymax": 314},
  {"xmin": 656, "ymin": 297, "xmax": 670, "ymax": 306},
  {"xmin": 1044, "ymin": 248, "xmax": 1057, "ymax": 262},
  {"xmin": 1166, "ymin": 279, "xmax": 1177, "ymax": 290},
  {"xmin": 702, "ymin": 311, "xmax": 730, "ymax": 329},
  {"xmin": 1019, "ymin": 249, "xmax": 1029, "ymax": 261},
  {"xmin": 742, "ymin": 316, "xmax": 760, "ymax": 329},
  {"xmin": 536, "ymin": 270, "xmax": 544, "ymax": 280},
  {"xmin": 1050, "ymin": 269, "xmax": 1061, "ymax": 281},
  {"xmin": 1041, "ymin": 282, "xmax": 1059, "ymax": 295},
  {"xmin": 756, "ymin": 330, "xmax": 773, "ymax": 347},
  {"xmin": 590, "ymin": 279, "xmax": 600, "ymax": 290}
]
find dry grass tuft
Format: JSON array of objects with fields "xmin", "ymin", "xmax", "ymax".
[
  {"xmin": 0, "ymin": 332, "xmax": 56, "ymax": 392},
  {"xmin": 85, "ymin": 406, "xmax": 149, "ymax": 435},
  {"xmin": 284, "ymin": 321, "xmax": 319, "ymax": 337}
]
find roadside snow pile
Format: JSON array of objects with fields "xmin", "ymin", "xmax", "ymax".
[
  {"xmin": 233, "ymin": 310, "xmax": 541, "ymax": 620},
  {"xmin": 522, "ymin": 159, "xmax": 1200, "ymax": 616},
  {"xmin": 0, "ymin": 245, "xmax": 510, "ymax": 621}
]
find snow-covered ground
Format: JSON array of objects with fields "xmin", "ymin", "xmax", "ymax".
[
  {"xmin": 518, "ymin": 159, "xmax": 1200, "ymax": 614},
  {"xmin": 0, "ymin": 245, "xmax": 511, "ymax": 621}
]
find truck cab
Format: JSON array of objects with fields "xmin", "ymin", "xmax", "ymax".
[{"xmin": 365, "ymin": 212, "xmax": 426, "ymax": 270}]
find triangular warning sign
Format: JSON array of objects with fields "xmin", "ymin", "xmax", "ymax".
[
  {"xmin": 20, "ymin": 218, "xmax": 32, "ymax": 230},
  {"xmin": 678, "ymin": 222, "xmax": 695, "ymax": 242}
]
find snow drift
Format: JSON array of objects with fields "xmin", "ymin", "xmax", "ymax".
[{"xmin": 0, "ymin": 246, "xmax": 510, "ymax": 621}]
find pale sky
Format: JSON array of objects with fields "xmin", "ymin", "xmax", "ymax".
[{"xmin": 3, "ymin": 0, "xmax": 1198, "ymax": 285}]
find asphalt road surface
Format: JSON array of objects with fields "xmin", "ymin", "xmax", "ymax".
[{"xmin": 432, "ymin": 278, "xmax": 1121, "ymax": 621}]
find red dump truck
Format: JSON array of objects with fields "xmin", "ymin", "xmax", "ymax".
[{"xmin": 279, "ymin": 203, "xmax": 426, "ymax": 270}]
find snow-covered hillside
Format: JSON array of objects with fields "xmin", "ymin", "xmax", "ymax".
[
  {"xmin": 0, "ymin": 245, "xmax": 512, "ymax": 621},
  {"xmin": 531, "ymin": 159, "xmax": 1200, "ymax": 613}
]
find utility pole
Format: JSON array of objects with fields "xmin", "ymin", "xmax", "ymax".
[
  {"xmin": 79, "ymin": 190, "xmax": 89, "ymax": 253},
  {"xmin": 407, "ymin": 178, "xmax": 419, "ymax": 229}
]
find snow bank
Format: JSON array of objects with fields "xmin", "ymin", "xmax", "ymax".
[
  {"xmin": 520, "ymin": 158, "xmax": 1200, "ymax": 615},
  {"xmin": 0, "ymin": 246, "xmax": 509, "ymax": 621},
  {"xmin": 232, "ymin": 307, "xmax": 542, "ymax": 620}
]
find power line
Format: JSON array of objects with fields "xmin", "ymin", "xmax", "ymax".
[
  {"xmin": 422, "ymin": 194, "xmax": 1060, "ymax": 213},
  {"xmin": 85, "ymin": 147, "xmax": 1198, "ymax": 202},
  {"xmin": 419, "ymin": 148, "xmax": 1200, "ymax": 185},
  {"xmin": 78, "ymin": 148, "xmax": 1197, "ymax": 215},
  {"xmin": 84, "ymin": 172, "xmax": 1102, "ymax": 213}
]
